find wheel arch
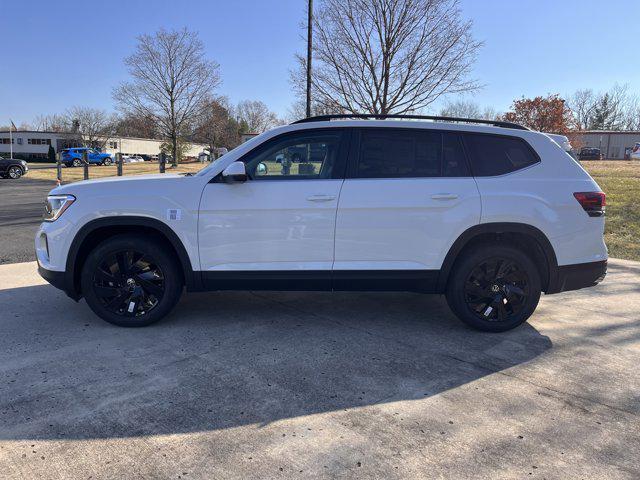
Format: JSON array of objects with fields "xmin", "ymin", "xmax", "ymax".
[
  {"xmin": 437, "ymin": 223, "xmax": 559, "ymax": 293},
  {"xmin": 64, "ymin": 216, "xmax": 201, "ymax": 299}
]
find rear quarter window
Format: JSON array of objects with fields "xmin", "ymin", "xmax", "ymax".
[{"xmin": 463, "ymin": 133, "xmax": 539, "ymax": 177}]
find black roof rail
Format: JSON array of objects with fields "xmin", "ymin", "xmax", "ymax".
[{"xmin": 291, "ymin": 114, "xmax": 529, "ymax": 131}]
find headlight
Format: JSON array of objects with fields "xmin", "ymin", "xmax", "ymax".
[
  {"xmin": 20, "ymin": 160, "xmax": 27, "ymax": 166},
  {"xmin": 44, "ymin": 194, "xmax": 75, "ymax": 222}
]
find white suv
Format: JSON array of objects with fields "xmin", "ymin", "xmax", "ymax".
[{"xmin": 36, "ymin": 115, "xmax": 608, "ymax": 332}]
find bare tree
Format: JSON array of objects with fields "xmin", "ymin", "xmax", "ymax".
[
  {"xmin": 114, "ymin": 113, "xmax": 160, "ymax": 139},
  {"xmin": 194, "ymin": 96, "xmax": 242, "ymax": 153},
  {"xmin": 566, "ymin": 89, "xmax": 597, "ymax": 130},
  {"xmin": 622, "ymin": 96, "xmax": 640, "ymax": 130},
  {"xmin": 438, "ymin": 100, "xmax": 499, "ymax": 120},
  {"xmin": 32, "ymin": 114, "xmax": 69, "ymax": 132},
  {"xmin": 236, "ymin": 100, "xmax": 280, "ymax": 133},
  {"xmin": 63, "ymin": 106, "xmax": 116, "ymax": 149},
  {"xmin": 292, "ymin": 0, "xmax": 481, "ymax": 115},
  {"xmin": 113, "ymin": 28, "xmax": 221, "ymax": 165},
  {"xmin": 567, "ymin": 84, "xmax": 638, "ymax": 131}
]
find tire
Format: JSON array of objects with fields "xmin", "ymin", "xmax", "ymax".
[
  {"xmin": 445, "ymin": 244, "xmax": 541, "ymax": 332},
  {"xmin": 7, "ymin": 166, "xmax": 23, "ymax": 179},
  {"xmin": 72, "ymin": 159, "xmax": 82, "ymax": 167},
  {"xmin": 81, "ymin": 234, "xmax": 183, "ymax": 327},
  {"xmin": 103, "ymin": 158, "xmax": 113, "ymax": 166}
]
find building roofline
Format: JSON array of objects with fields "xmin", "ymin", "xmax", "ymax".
[{"xmin": 573, "ymin": 130, "xmax": 640, "ymax": 134}]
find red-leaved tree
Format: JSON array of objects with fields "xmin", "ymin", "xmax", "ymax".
[{"xmin": 503, "ymin": 94, "xmax": 573, "ymax": 134}]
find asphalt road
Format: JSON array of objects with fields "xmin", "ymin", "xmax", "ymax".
[
  {"xmin": 0, "ymin": 178, "xmax": 54, "ymax": 264},
  {"xmin": 0, "ymin": 259, "xmax": 638, "ymax": 479}
]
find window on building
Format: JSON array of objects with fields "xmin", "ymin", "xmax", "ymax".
[{"xmin": 109, "ymin": 141, "xmax": 118, "ymax": 149}]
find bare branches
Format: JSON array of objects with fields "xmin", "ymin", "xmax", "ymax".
[
  {"xmin": 293, "ymin": 0, "xmax": 481, "ymax": 115},
  {"xmin": 566, "ymin": 84, "xmax": 639, "ymax": 131},
  {"xmin": 113, "ymin": 28, "xmax": 220, "ymax": 164},
  {"xmin": 236, "ymin": 100, "xmax": 280, "ymax": 133}
]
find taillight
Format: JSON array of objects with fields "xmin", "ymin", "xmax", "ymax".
[{"xmin": 573, "ymin": 192, "xmax": 606, "ymax": 217}]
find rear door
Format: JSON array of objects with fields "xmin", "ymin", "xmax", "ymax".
[{"xmin": 334, "ymin": 128, "xmax": 481, "ymax": 287}]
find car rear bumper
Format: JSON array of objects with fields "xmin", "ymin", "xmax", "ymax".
[{"xmin": 547, "ymin": 260, "xmax": 607, "ymax": 294}]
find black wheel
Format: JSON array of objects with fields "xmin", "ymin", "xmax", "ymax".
[
  {"xmin": 103, "ymin": 157, "xmax": 113, "ymax": 166},
  {"xmin": 72, "ymin": 158, "xmax": 82, "ymax": 167},
  {"xmin": 7, "ymin": 166, "xmax": 23, "ymax": 179},
  {"xmin": 445, "ymin": 245, "xmax": 541, "ymax": 332},
  {"xmin": 81, "ymin": 235, "xmax": 183, "ymax": 327}
]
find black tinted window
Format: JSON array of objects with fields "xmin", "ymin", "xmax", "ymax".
[
  {"xmin": 356, "ymin": 129, "xmax": 469, "ymax": 178},
  {"xmin": 463, "ymin": 134, "xmax": 538, "ymax": 176}
]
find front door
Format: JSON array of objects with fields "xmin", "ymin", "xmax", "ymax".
[{"xmin": 198, "ymin": 129, "xmax": 349, "ymax": 289}]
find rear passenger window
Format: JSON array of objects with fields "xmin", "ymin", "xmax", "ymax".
[
  {"xmin": 463, "ymin": 134, "xmax": 539, "ymax": 176},
  {"xmin": 356, "ymin": 129, "xmax": 470, "ymax": 178}
]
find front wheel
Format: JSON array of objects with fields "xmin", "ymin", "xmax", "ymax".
[
  {"xmin": 72, "ymin": 158, "xmax": 82, "ymax": 167},
  {"xmin": 81, "ymin": 235, "xmax": 183, "ymax": 327},
  {"xmin": 7, "ymin": 166, "xmax": 23, "ymax": 179},
  {"xmin": 103, "ymin": 158, "xmax": 113, "ymax": 166},
  {"xmin": 445, "ymin": 245, "xmax": 541, "ymax": 332}
]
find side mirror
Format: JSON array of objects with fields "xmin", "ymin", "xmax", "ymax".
[{"xmin": 221, "ymin": 161, "xmax": 247, "ymax": 183}]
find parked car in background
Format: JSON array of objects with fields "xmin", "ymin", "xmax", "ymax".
[
  {"xmin": 37, "ymin": 114, "xmax": 607, "ymax": 332},
  {"xmin": 631, "ymin": 143, "xmax": 640, "ymax": 160},
  {"xmin": 61, "ymin": 148, "xmax": 113, "ymax": 167},
  {"xmin": 123, "ymin": 155, "xmax": 145, "ymax": 163},
  {"xmin": 578, "ymin": 147, "xmax": 604, "ymax": 161},
  {"xmin": 0, "ymin": 156, "xmax": 28, "ymax": 179}
]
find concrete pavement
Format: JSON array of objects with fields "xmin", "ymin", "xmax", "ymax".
[
  {"xmin": 0, "ymin": 178, "xmax": 54, "ymax": 264},
  {"xmin": 0, "ymin": 259, "xmax": 639, "ymax": 479}
]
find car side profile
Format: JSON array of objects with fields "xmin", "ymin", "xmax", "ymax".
[
  {"xmin": 0, "ymin": 156, "xmax": 28, "ymax": 179},
  {"xmin": 61, "ymin": 147, "xmax": 113, "ymax": 167},
  {"xmin": 36, "ymin": 115, "xmax": 607, "ymax": 332}
]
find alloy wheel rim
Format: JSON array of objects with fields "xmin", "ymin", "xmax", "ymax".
[
  {"xmin": 463, "ymin": 257, "xmax": 529, "ymax": 322},
  {"xmin": 92, "ymin": 250, "xmax": 165, "ymax": 317},
  {"xmin": 9, "ymin": 167, "xmax": 20, "ymax": 178}
]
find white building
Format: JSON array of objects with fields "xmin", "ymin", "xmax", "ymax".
[{"xmin": 0, "ymin": 130, "xmax": 207, "ymax": 161}]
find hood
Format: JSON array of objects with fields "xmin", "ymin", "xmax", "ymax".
[{"xmin": 51, "ymin": 173, "xmax": 185, "ymax": 195}]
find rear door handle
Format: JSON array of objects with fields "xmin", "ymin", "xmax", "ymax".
[
  {"xmin": 431, "ymin": 193, "xmax": 459, "ymax": 200},
  {"xmin": 306, "ymin": 194, "xmax": 336, "ymax": 202}
]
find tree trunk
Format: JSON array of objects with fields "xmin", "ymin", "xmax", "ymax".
[{"xmin": 171, "ymin": 135, "xmax": 178, "ymax": 167}]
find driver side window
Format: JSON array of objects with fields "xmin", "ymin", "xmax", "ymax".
[{"xmin": 242, "ymin": 131, "xmax": 344, "ymax": 180}]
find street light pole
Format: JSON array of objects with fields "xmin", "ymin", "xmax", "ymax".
[{"xmin": 306, "ymin": 0, "xmax": 313, "ymax": 118}]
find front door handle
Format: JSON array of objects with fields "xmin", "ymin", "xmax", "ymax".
[
  {"xmin": 431, "ymin": 193, "xmax": 459, "ymax": 200},
  {"xmin": 306, "ymin": 194, "xmax": 336, "ymax": 202}
]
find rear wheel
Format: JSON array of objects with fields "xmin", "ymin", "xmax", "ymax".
[
  {"xmin": 81, "ymin": 235, "xmax": 183, "ymax": 327},
  {"xmin": 445, "ymin": 245, "xmax": 541, "ymax": 332},
  {"xmin": 72, "ymin": 158, "xmax": 82, "ymax": 167},
  {"xmin": 7, "ymin": 166, "xmax": 23, "ymax": 179},
  {"xmin": 102, "ymin": 157, "xmax": 113, "ymax": 166}
]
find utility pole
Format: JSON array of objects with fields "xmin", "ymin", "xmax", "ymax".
[{"xmin": 306, "ymin": 0, "xmax": 313, "ymax": 118}]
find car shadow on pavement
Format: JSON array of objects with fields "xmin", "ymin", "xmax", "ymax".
[{"xmin": 0, "ymin": 284, "xmax": 552, "ymax": 441}]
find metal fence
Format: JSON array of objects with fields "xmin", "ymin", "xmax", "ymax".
[{"xmin": 55, "ymin": 152, "xmax": 168, "ymax": 184}]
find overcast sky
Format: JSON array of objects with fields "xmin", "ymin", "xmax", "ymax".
[{"xmin": 2, "ymin": 0, "xmax": 638, "ymax": 125}]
